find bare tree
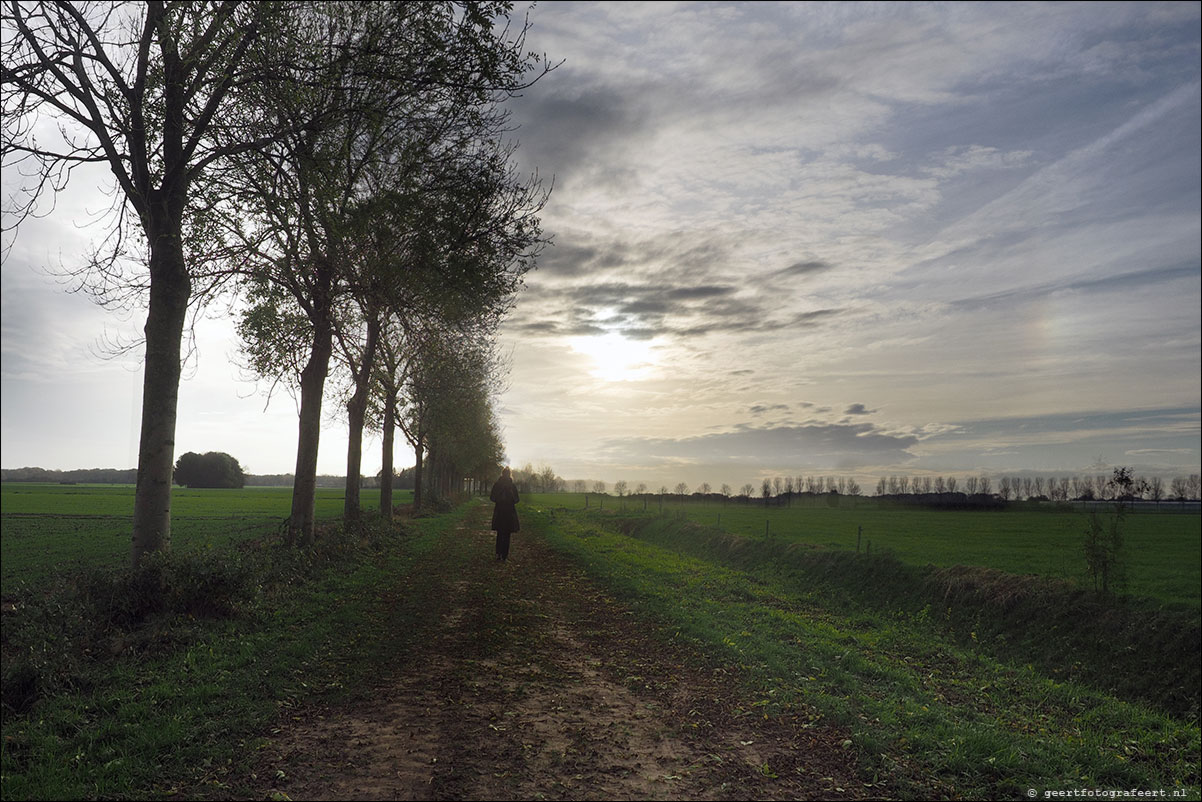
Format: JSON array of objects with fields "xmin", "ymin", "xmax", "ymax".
[
  {"xmin": 1, "ymin": 1, "xmax": 309, "ymax": 565},
  {"xmin": 1170, "ymin": 475, "xmax": 1193, "ymax": 501},
  {"xmin": 614, "ymin": 480, "xmax": 628, "ymax": 497},
  {"xmin": 1148, "ymin": 476, "xmax": 1163, "ymax": 505},
  {"xmin": 740, "ymin": 483, "xmax": 754, "ymax": 498}
]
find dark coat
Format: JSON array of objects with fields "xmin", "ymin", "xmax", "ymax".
[{"xmin": 490, "ymin": 475, "xmax": 520, "ymax": 533}]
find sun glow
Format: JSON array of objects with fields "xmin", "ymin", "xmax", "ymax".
[{"xmin": 568, "ymin": 332, "xmax": 659, "ymax": 382}]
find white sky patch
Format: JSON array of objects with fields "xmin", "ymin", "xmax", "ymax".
[{"xmin": 567, "ymin": 332, "xmax": 661, "ymax": 383}]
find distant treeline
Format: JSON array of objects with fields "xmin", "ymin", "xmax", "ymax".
[
  {"xmin": 245, "ymin": 470, "xmax": 417, "ymax": 489},
  {"xmin": 2, "ymin": 466, "xmax": 418, "ymax": 489},
  {"xmin": 1, "ymin": 467, "xmax": 138, "ymax": 484}
]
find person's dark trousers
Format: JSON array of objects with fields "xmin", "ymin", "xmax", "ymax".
[{"xmin": 495, "ymin": 531, "xmax": 511, "ymax": 560}]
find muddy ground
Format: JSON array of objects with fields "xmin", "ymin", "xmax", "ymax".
[{"xmin": 248, "ymin": 505, "xmax": 877, "ymax": 800}]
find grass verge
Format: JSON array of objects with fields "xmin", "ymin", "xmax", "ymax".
[
  {"xmin": 529, "ymin": 505, "xmax": 1201, "ymax": 800},
  {"xmin": 1, "ymin": 505, "xmax": 460, "ymax": 800}
]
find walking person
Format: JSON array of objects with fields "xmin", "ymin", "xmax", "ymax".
[{"xmin": 489, "ymin": 466, "xmax": 520, "ymax": 561}]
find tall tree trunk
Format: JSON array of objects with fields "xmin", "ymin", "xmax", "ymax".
[
  {"xmin": 291, "ymin": 321, "xmax": 333, "ymax": 546},
  {"xmin": 131, "ymin": 210, "xmax": 190, "ymax": 566},
  {"xmin": 380, "ymin": 389, "xmax": 396, "ymax": 523},
  {"xmin": 131, "ymin": 22, "xmax": 190, "ymax": 568},
  {"xmin": 344, "ymin": 315, "xmax": 380, "ymax": 525},
  {"xmin": 412, "ymin": 428, "xmax": 424, "ymax": 512}
]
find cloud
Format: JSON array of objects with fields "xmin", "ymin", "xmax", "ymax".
[
  {"xmin": 749, "ymin": 403, "xmax": 791, "ymax": 416},
  {"xmin": 775, "ymin": 260, "xmax": 835, "ymax": 278},
  {"xmin": 600, "ymin": 421, "xmax": 919, "ymax": 470},
  {"xmin": 923, "ymin": 145, "xmax": 1034, "ymax": 178},
  {"xmin": 511, "ymin": 225, "xmax": 857, "ymax": 341},
  {"xmin": 844, "ymin": 403, "xmax": 876, "ymax": 415},
  {"xmin": 946, "ymin": 260, "xmax": 1200, "ymax": 314},
  {"xmin": 510, "ymin": 79, "xmax": 654, "ymax": 191}
]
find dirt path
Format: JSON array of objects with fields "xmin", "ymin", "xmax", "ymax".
[{"xmin": 250, "ymin": 504, "xmax": 871, "ymax": 800}]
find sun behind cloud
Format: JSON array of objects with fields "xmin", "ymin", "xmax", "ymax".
[{"xmin": 568, "ymin": 332, "xmax": 659, "ymax": 382}]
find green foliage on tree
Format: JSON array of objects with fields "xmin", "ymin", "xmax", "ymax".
[{"xmin": 173, "ymin": 452, "xmax": 245, "ymax": 489}]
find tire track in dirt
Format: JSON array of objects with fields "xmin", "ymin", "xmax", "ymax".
[{"xmin": 250, "ymin": 503, "xmax": 873, "ymax": 800}]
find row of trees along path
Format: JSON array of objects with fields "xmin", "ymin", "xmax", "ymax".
[
  {"xmin": 248, "ymin": 503, "xmax": 869, "ymax": 801},
  {"xmin": 2, "ymin": 2, "xmax": 546, "ymax": 565}
]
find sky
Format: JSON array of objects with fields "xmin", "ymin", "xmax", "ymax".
[{"xmin": 2, "ymin": 1, "xmax": 1200, "ymax": 493}]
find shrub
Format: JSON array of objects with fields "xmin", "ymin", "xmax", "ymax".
[
  {"xmin": 80, "ymin": 549, "xmax": 254, "ymax": 628},
  {"xmin": 1, "ymin": 550, "xmax": 256, "ymax": 714},
  {"xmin": 1082, "ymin": 508, "xmax": 1126, "ymax": 596}
]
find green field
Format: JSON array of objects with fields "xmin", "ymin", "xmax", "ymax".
[
  {"xmin": 1, "ymin": 487, "xmax": 1198, "ymax": 799},
  {"xmin": 529, "ymin": 493, "xmax": 1202, "ymax": 609},
  {"xmin": 0, "ymin": 483, "xmax": 404, "ymax": 594},
  {"xmin": 525, "ymin": 504, "xmax": 1201, "ymax": 798}
]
